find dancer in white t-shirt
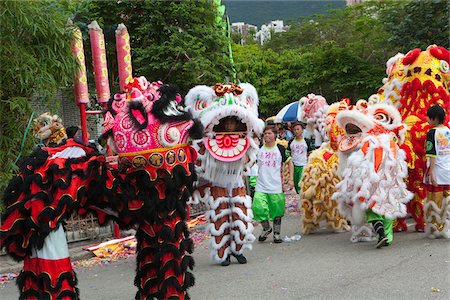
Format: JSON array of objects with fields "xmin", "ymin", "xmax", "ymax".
[
  {"xmin": 252, "ymin": 125, "xmax": 294, "ymax": 243},
  {"xmin": 424, "ymin": 104, "xmax": 450, "ymax": 239},
  {"xmin": 288, "ymin": 122, "xmax": 308, "ymax": 194}
]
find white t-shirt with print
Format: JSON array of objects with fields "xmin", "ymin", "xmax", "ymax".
[
  {"xmin": 426, "ymin": 126, "xmax": 450, "ymax": 185},
  {"xmin": 289, "ymin": 138, "xmax": 308, "ymax": 166},
  {"xmin": 255, "ymin": 144, "xmax": 287, "ymax": 194}
]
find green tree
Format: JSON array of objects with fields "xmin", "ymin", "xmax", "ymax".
[
  {"xmin": 82, "ymin": 0, "xmax": 231, "ymax": 95},
  {"xmin": 233, "ymin": 43, "xmax": 384, "ymax": 115},
  {"xmin": 233, "ymin": 0, "xmax": 448, "ymax": 114},
  {"xmin": 231, "ymin": 31, "xmax": 244, "ymax": 45},
  {"xmin": 233, "ymin": 1, "xmax": 393, "ymax": 114},
  {"xmin": 232, "ymin": 44, "xmax": 283, "ymax": 115},
  {"xmin": 0, "ymin": 1, "xmax": 78, "ymax": 203},
  {"xmin": 380, "ymin": 0, "xmax": 449, "ymax": 52},
  {"xmin": 264, "ymin": 2, "xmax": 392, "ymax": 66},
  {"xmin": 244, "ymin": 28, "xmax": 257, "ymax": 45}
]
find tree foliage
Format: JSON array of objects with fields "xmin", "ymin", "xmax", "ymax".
[
  {"xmin": 379, "ymin": 0, "xmax": 449, "ymax": 52},
  {"xmin": 0, "ymin": 1, "xmax": 78, "ymax": 202},
  {"xmin": 233, "ymin": 43, "xmax": 384, "ymax": 116},
  {"xmin": 235, "ymin": 2, "xmax": 392, "ymax": 115},
  {"xmin": 233, "ymin": 0, "xmax": 448, "ymax": 115},
  {"xmin": 77, "ymin": 0, "xmax": 231, "ymax": 95}
]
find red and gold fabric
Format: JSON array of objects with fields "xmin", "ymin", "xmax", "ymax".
[
  {"xmin": 1, "ymin": 140, "xmax": 112, "ymax": 261},
  {"xmin": 118, "ymin": 144, "xmax": 197, "ymax": 179}
]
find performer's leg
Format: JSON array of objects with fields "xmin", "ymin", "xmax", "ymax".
[
  {"xmin": 134, "ymin": 216, "xmax": 194, "ymax": 300},
  {"xmin": 293, "ymin": 166, "xmax": 303, "ymax": 194},
  {"xmin": 230, "ymin": 187, "xmax": 255, "ymax": 264},
  {"xmin": 301, "ymin": 195, "xmax": 321, "ymax": 234},
  {"xmin": 411, "ymin": 194, "xmax": 425, "ymax": 232},
  {"xmin": 383, "ymin": 217, "xmax": 394, "ymax": 245},
  {"xmin": 349, "ymin": 205, "xmax": 375, "ymax": 243},
  {"xmin": 273, "ymin": 217, "xmax": 282, "ymax": 243},
  {"xmin": 322, "ymin": 182, "xmax": 350, "ymax": 233},
  {"xmin": 267, "ymin": 193, "xmax": 285, "ymax": 243},
  {"xmin": 425, "ymin": 185, "xmax": 450, "ymax": 239},
  {"xmin": 366, "ymin": 209, "xmax": 388, "ymax": 248},
  {"xmin": 328, "ymin": 206, "xmax": 351, "ymax": 233},
  {"xmin": 252, "ymin": 192, "xmax": 272, "ymax": 242},
  {"xmin": 444, "ymin": 187, "xmax": 450, "ymax": 239},
  {"xmin": 205, "ymin": 186, "xmax": 232, "ymax": 264},
  {"xmin": 394, "ymin": 216, "xmax": 408, "ymax": 232},
  {"xmin": 17, "ymin": 224, "xmax": 79, "ymax": 300}
]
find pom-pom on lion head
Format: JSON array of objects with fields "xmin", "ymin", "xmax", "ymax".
[{"xmin": 325, "ymin": 99, "xmax": 350, "ymax": 151}]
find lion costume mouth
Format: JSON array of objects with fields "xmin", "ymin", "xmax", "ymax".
[
  {"xmin": 336, "ymin": 103, "xmax": 404, "ymax": 152},
  {"xmin": 204, "ymin": 116, "xmax": 250, "ymax": 161},
  {"xmin": 337, "ymin": 110, "xmax": 372, "ymax": 152},
  {"xmin": 185, "ymin": 83, "xmax": 265, "ymax": 163},
  {"xmin": 339, "ymin": 123, "xmax": 364, "ymax": 152},
  {"xmin": 345, "ymin": 123, "xmax": 362, "ymax": 135}
]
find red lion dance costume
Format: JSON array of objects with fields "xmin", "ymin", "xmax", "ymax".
[
  {"xmin": 1, "ymin": 113, "xmax": 112, "ymax": 299},
  {"xmin": 1, "ymin": 77, "xmax": 203, "ymax": 300},
  {"xmin": 101, "ymin": 77, "xmax": 203, "ymax": 299},
  {"xmin": 370, "ymin": 45, "xmax": 450, "ymax": 232},
  {"xmin": 184, "ymin": 83, "xmax": 264, "ymax": 265}
]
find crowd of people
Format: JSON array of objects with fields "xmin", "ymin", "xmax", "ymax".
[
  {"xmin": 1, "ymin": 87, "xmax": 448, "ymax": 298},
  {"xmin": 247, "ymin": 104, "xmax": 449, "ymax": 248}
]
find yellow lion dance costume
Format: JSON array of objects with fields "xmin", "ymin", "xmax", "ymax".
[
  {"xmin": 370, "ymin": 45, "xmax": 450, "ymax": 232},
  {"xmin": 300, "ymin": 100, "xmax": 350, "ymax": 234}
]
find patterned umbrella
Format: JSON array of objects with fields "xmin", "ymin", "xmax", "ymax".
[{"xmin": 274, "ymin": 101, "xmax": 302, "ymax": 123}]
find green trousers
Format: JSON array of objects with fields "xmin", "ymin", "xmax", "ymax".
[
  {"xmin": 252, "ymin": 192, "xmax": 285, "ymax": 222},
  {"xmin": 366, "ymin": 209, "xmax": 393, "ymax": 244},
  {"xmin": 294, "ymin": 165, "xmax": 304, "ymax": 194}
]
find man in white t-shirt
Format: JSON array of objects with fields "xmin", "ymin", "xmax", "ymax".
[
  {"xmin": 424, "ymin": 104, "xmax": 450, "ymax": 239},
  {"xmin": 252, "ymin": 125, "xmax": 294, "ymax": 243},
  {"xmin": 288, "ymin": 122, "xmax": 308, "ymax": 194}
]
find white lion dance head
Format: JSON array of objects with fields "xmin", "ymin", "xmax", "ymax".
[
  {"xmin": 33, "ymin": 112, "xmax": 67, "ymax": 146},
  {"xmin": 185, "ymin": 83, "xmax": 264, "ymax": 185}
]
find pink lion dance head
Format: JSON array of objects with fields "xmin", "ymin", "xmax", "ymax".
[{"xmin": 102, "ymin": 76, "xmax": 202, "ymax": 176}]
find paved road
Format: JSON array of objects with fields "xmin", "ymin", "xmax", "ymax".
[{"xmin": 1, "ymin": 215, "xmax": 449, "ymax": 299}]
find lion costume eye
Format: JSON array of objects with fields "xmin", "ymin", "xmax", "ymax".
[
  {"xmin": 244, "ymin": 97, "xmax": 253, "ymax": 108},
  {"xmin": 374, "ymin": 112, "xmax": 393, "ymax": 124},
  {"xmin": 299, "ymin": 98, "xmax": 307, "ymax": 106},
  {"xmin": 439, "ymin": 60, "xmax": 449, "ymax": 74},
  {"xmin": 194, "ymin": 99, "xmax": 207, "ymax": 111}
]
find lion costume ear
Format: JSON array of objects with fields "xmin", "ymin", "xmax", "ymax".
[
  {"xmin": 184, "ymin": 85, "xmax": 216, "ymax": 114},
  {"xmin": 237, "ymin": 83, "xmax": 259, "ymax": 115}
]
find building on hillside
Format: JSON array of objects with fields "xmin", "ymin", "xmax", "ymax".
[
  {"xmin": 346, "ymin": 0, "xmax": 366, "ymax": 5},
  {"xmin": 255, "ymin": 20, "xmax": 290, "ymax": 45},
  {"xmin": 231, "ymin": 22, "xmax": 257, "ymax": 45}
]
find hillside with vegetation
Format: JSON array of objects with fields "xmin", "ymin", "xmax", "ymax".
[
  {"xmin": 224, "ymin": 0, "xmax": 346, "ymax": 26},
  {"xmin": 231, "ymin": 0, "xmax": 449, "ymax": 115}
]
